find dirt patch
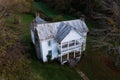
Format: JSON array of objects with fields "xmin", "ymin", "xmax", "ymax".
[{"xmin": 104, "ymin": 58, "xmax": 120, "ymax": 72}]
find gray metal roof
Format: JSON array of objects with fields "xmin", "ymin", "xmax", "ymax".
[
  {"xmin": 55, "ymin": 22, "xmax": 73, "ymax": 43},
  {"xmin": 35, "ymin": 19, "xmax": 89, "ymax": 42},
  {"xmin": 30, "ymin": 16, "xmax": 46, "ymax": 31}
]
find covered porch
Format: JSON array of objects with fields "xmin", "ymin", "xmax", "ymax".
[
  {"xmin": 58, "ymin": 50, "xmax": 81, "ymax": 64},
  {"xmin": 57, "ymin": 39, "xmax": 83, "ymax": 64}
]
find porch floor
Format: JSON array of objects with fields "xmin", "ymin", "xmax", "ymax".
[{"xmin": 58, "ymin": 51, "xmax": 81, "ymax": 65}]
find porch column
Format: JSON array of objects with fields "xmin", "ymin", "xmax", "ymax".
[
  {"xmin": 79, "ymin": 49, "xmax": 81, "ymax": 58},
  {"xmin": 67, "ymin": 42, "xmax": 69, "ymax": 60},
  {"xmin": 61, "ymin": 43, "xmax": 62, "ymax": 64},
  {"xmin": 74, "ymin": 50, "xmax": 75, "ymax": 58},
  {"xmin": 74, "ymin": 40, "xmax": 77, "ymax": 58}
]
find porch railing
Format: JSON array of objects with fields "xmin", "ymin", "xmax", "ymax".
[{"xmin": 58, "ymin": 44, "xmax": 81, "ymax": 53}]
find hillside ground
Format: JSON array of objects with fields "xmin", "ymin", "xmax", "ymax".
[
  {"xmin": 11, "ymin": 1, "xmax": 120, "ymax": 80},
  {"xmin": 33, "ymin": 2, "xmax": 120, "ymax": 80}
]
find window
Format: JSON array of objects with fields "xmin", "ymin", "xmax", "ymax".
[
  {"xmin": 62, "ymin": 44, "xmax": 68, "ymax": 48},
  {"xmin": 62, "ymin": 42, "xmax": 68, "ymax": 48},
  {"xmin": 48, "ymin": 40, "xmax": 51, "ymax": 46},
  {"xmin": 76, "ymin": 40, "xmax": 80, "ymax": 45},
  {"xmin": 47, "ymin": 50, "xmax": 52, "ymax": 61},
  {"xmin": 57, "ymin": 50, "xmax": 60, "ymax": 54},
  {"xmin": 48, "ymin": 50, "xmax": 52, "ymax": 56},
  {"xmin": 69, "ymin": 40, "xmax": 75, "ymax": 47}
]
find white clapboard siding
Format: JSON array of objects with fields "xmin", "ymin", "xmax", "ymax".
[{"xmin": 30, "ymin": 16, "xmax": 89, "ymax": 63}]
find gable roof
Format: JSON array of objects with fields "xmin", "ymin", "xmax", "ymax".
[
  {"xmin": 30, "ymin": 16, "xmax": 46, "ymax": 31},
  {"xmin": 55, "ymin": 22, "xmax": 73, "ymax": 43},
  {"xmin": 35, "ymin": 19, "xmax": 89, "ymax": 41}
]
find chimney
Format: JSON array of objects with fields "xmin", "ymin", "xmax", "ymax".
[
  {"xmin": 35, "ymin": 12, "xmax": 39, "ymax": 17},
  {"xmin": 80, "ymin": 15, "xmax": 85, "ymax": 21}
]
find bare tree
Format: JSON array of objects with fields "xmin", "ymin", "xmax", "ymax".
[{"xmin": 92, "ymin": 0, "xmax": 120, "ymax": 66}]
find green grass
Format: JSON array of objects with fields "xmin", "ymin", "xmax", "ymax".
[
  {"xmin": 34, "ymin": 2, "xmax": 74, "ymax": 20},
  {"xmin": 34, "ymin": 2, "xmax": 57, "ymax": 18},
  {"xmin": 34, "ymin": 2, "xmax": 95, "ymax": 29},
  {"xmin": 30, "ymin": 57, "xmax": 82, "ymax": 80},
  {"xmin": 21, "ymin": 14, "xmax": 34, "ymax": 23}
]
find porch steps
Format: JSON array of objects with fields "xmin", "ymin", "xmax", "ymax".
[{"xmin": 68, "ymin": 58, "xmax": 80, "ymax": 67}]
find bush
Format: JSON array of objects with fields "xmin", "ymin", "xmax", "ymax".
[
  {"xmin": 46, "ymin": 54, "xmax": 52, "ymax": 62},
  {"xmin": 52, "ymin": 15, "xmax": 64, "ymax": 22}
]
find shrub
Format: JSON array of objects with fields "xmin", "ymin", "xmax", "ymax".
[
  {"xmin": 52, "ymin": 15, "xmax": 64, "ymax": 22},
  {"xmin": 46, "ymin": 54, "xmax": 52, "ymax": 62}
]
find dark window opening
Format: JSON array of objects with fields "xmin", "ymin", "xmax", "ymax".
[
  {"xmin": 48, "ymin": 40, "xmax": 51, "ymax": 46},
  {"xmin": 62, "ymin": 42, "xmax": 68, "ymax": 48},
  {"xmin": 69, "ymin": 40, "xmax": 75, "ymax": 47},
  {"xmin": 62, "ymin": 44, "xmax": 68, "ymax": 48},
  {"xmin": 48, "ymin": 50, "xmax": 52, "ymax": 56},
  {"xmin": 57, "ymin": 50, "xmax": 61, "ymax": 54}
]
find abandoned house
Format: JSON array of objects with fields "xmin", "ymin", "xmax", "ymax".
[{"xmin": 30, "ymin": 16, "xmax": 89, "ymax": 64}]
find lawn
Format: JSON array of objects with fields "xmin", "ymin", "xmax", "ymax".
[
  {"xmin": 30, "ymin": 56, "xmax": 82, "ymax": 80},
  {"xmin": 34, "ymin": 2, "xmax": 74, "ymax": 20}
]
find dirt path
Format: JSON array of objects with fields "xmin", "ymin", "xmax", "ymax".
[{"xmin": 77, "ymin": 71, "xmax": 89, "ymax": 80}]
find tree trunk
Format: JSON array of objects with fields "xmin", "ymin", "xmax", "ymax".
[{"xmin": 115, "ymin": 47, "xmax": 120, "ymax": 66}]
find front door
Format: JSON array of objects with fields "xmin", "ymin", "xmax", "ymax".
[{"xmin": 69, "ymin": 52, "xmax": 74, "ymax": 59}]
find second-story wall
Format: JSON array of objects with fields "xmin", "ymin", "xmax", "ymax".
[{"xmin": 61, "ymin": 29, "xmax": 83, "ymax": 43}]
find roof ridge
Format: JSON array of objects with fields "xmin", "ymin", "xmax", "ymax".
[
  {"xmin": 37, "ymin": 19, "xmax": 81, "ymax": 26},
  {"xmin": 34, "ymin": 18, "xmax": 89, "ymax": 41}
]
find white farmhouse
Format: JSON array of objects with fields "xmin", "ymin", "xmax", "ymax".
[{"xmin": 30, "ymin": 16, "xmax": 89, "ymax": 64}]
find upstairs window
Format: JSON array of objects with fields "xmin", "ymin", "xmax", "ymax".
[
  {"xmin": 57, "ymin": 50, "xmax": 60, "ymax": 54},
  {"xmin": 76, "ymin": 40, "xmax": 80, "ymax": 45},
  {"xmin": 69, "ymin": 40, "xmax": 75, "ymax": 47},
  {"xmin": 62, "ymin": 42, "xmax": 68, "ymax": 48},
  {"xmin": 48, "ymin": 40, "xmax": 51, "ymax": 46}
]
